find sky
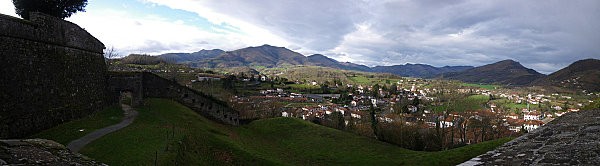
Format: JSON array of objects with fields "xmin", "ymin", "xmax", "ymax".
[{"xmin": 1, "ymin": 0, "xmax": 599, "ymax": 74}]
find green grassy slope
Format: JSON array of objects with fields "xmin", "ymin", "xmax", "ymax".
[
  {"xmin": 31, "ymin": 105, "xmax": 124, "ymax": 144},
  {"xmin": 239, "ymin": 118, "xmax": 510, "ymax": 165},
  {"xmin": 461, "ymin": 83, "xmax": 497, "ymax": 90},
  {"xmin": 431, "ymin": 95, "xmax": 490, "ymax": 112},
  {"xmin": 79, "ymin": 98, "xmax": 273, "ymax": 165},
  {"xmin": 42, "ymin": 98, "xmax": 509, "ymax": 165}
]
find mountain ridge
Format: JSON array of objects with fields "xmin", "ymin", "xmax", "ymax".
[
  {"xmin": 130, "ymin": 46, "xmax": 598, "ymax": 90},
  {"xmin": 158, "ymin": 49, "xmax": 224, "ymax": 64},
  {"xmin": 153, "ymin": 45, "xmax": 472, "ymax": 77},
  {"xmin": 532, "ymin": 59, "xmax": 600, "ymax": 92},
  {"xmin": 372, "ymin": 63, "xmax": 474, "ymax": 78},
  {"xmin": 443, "ymin": 59, "xmax": 546, "ymax": 85}
]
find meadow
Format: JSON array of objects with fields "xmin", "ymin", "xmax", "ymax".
[{"xmin": 35, "ymin": 98, "xmax": 511, "ymax": 165}]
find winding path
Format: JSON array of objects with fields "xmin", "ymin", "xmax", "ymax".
[{"xmin": 67, "ymin": 104, "xmax": 138, "ymax": 152}]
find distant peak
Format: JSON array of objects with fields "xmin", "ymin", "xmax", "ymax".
[
  {"xmin": 308, "ymin": 54, "xmax": 326, "ymax": 57},
  {"xmin": 258, "ymin": 44, "xmax": 280, "ymax": 48},
  {"xmin": 496, "ymin": 59, "xmax": 519, "ymax": 64},
  {"xmin": 573, "ymin": 58, "xmax": 600, "ymax": 64},
  {"xmin": 199, "ymin": 49, "xmax": 223, "ymax": 52},
  {"xmin": 490, "ymin": 59, "xmax": 523, "ymax": 67}
]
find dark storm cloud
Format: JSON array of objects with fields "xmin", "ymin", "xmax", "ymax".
[{"xmin": 147, "ymin": 0, "xmax": 600, "ymax": 73}]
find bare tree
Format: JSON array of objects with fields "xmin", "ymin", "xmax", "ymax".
[{"xmin": 104, "ymin": 46, "xmax": 119, "ymax": 59}]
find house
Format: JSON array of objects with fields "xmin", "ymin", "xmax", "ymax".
[
  {"xmin": 377, "ymin": 115, "xmax": 394, "ymax": 123},
  {"xmin": 505, "ymin": 112, "xmax": 519, "ymax": 119},
  {"xmin": 489, "ymin": 103, "xmax": 497, "ymax": 112},
  {"xmin": 351, "ymin": 111, "xmax": 363, "ymax": 119},
  {"xmin": 371, "ymin": 98, "xmax": 377, "ymax": 107},
  {"xmin": 524, "ymin": 120, "xmax": 544, "ymax": 132},
  {"xmin": 335, "ymin": 107, "xmax": 349, "ymax": 115},
  {"xmin": 282, "ymin": 111, "xmax": 291, "ymax": 117},
  {"xmin": 439, "ymin": 116, "xmax": 454, "ymax": 128},
  {"xmin": 507, "ymin": 119, "xmax": 525, "ymax": 132},
  {"xmin": 351, "ymin": 100, "xmax": 358, "ymax": 107},
  {"xmin": 524, "ymin": 112, "xmax": 541, "ymax": 121},
  {"xmin": 407, "ymin": 105, "xmax": 418, "ymax": 113}
]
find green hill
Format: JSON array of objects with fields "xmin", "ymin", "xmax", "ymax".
[
  {"xmin": 35, "ymin": 99, "xmax": 510, "ymax": 165},
  {"xmin": 444, "ymin": 59, "xmax": 545, "ymax": 85}
]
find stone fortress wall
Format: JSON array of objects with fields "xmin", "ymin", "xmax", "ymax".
[
  {"xmin": 461, "ymin": 109, "xmax": 600, "ymax": 165},
  {"xmin": 0, "ymin": 12, "xmax": 109, "ymax": 138},
  {"xmin": 107, "ymin": 72, "xmax": 239, "ymax": 125},
  {"xmin": 1, "ymin": 12, "xmax": 239, "ymax": 138}
]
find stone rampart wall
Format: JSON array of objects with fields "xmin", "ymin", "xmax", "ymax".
[{"xmin": 0, "ymin": 13, "xmax": 107, "ymax": 138}]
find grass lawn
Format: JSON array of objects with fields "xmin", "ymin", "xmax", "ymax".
[
  {"xmin": 76, "ymin": 98, "xmax": 510, "ymax": 165},
  {"xmin": 461, "ymin": 83, "xmax": 497, "ymax": 90},
  {"xmin": 79, "ymin": 98, "xmax": 273, "ymax": 165},
  {"xmin": 432, "ymin": 95, "xmax": 490, "ymax": 112},
  {"xmin": 494, "ymin": 99, "xmax": 529, "ymax": 111},
  {"xmin": 287, "ymin": 83, "xmax": 322, "ymax": 93},
  {"xmin": 287, "ymin": 83, "xmax": 320, "ymax": 89},
  {"xmin": 348, "ymin": 76, "xmax": 399, "ymax": 86},
  {"xmin": 349, "ymin": 76, "xmax": 372, "ymax": 84},
  {"xmin": 31, "ymin": 105, "xmax": 124, "ymax": 145},
  {"xmin": 238, "ymin": 118, "xmax": 510, "ymax": 165}
]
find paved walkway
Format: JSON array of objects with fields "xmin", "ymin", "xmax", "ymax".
[{"xmin": 67, "ymin": 104, "xmax": 138, "ymax": 152}]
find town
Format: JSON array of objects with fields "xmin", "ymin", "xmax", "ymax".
[{"xmin": 110, "ymin": 61, "xmax": 598, "ymax": 151}]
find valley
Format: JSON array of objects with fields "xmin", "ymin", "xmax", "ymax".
[
  {"xmin": 1, "ymin": 1, "xmax": 598, "ymax": 165},
  {"xmin": 35, "ymin": 98, "xmax": 511, "ymax": 165},
  {"xmin": 107, "ymin": 52, "xmax": 599, "ymax": 153}
]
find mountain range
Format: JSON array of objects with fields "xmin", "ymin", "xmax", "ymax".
[
  {"xmin": 158, "ymin": 44, "xmax": 472, "ymax": 78},
  {"xmin": 148, "ymin": 45, "xmax": 598, "ymax": 91},
  {"xmin": 160, "ymin": 49, "xmax": 225, "ymax": 64},
  {"xmin": 372, "ymin": 64, "xmax": 473, "ymax": 78}
]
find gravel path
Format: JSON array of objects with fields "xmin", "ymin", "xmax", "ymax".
[{"xmin": 67, "ymin": 104, "xmax": 138, "ymax": 152}]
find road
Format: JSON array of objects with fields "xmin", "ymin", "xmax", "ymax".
[{"xmin": 67, "ymin": 104, "xmax": 138, "ymax": 152}]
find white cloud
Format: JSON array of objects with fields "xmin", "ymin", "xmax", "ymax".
[
  {"xmin": 66, "ymin": 7, "xmax": 288, "ymax": 56},
  {"xmin": 2, "ymin": 0, "xmax": 599, "ymax": 73},
  {"xmin": 0, "ymin": 0, "xmax": 18, "ymax": 17}
]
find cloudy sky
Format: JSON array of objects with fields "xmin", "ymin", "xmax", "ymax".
[{"xmin": 1, "ymin": 0, "xmax": 599, "ymax": 73}]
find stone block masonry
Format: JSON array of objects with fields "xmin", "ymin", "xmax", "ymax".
[
  {"xmin": 141, "ymin": 73, "xmax": 239, "ymax": 125},
  {"xmin": 460, "ymin": 109, "xmax": 600, "ymax": 165},
  {"xmin": 107, "ymin": 72, "xmax": 239, "ymax": 125},
  {"xmin": 0, "ymin": 13, "xmax": 109, "ymax": 138}
]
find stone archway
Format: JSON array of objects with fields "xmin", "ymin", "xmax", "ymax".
[
  {"xmin": 119, "ymin": 90, "xmax": 134, "ymax": 105},
  {"xmin": 107, "ymin": 72, "xmax": 144, "ymax": 106}
]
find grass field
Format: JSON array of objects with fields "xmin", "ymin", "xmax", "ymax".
[
  {"xmin": 63, "ymin": 98, "xmax": 510, "ymax": 165},
  {"xmin": 79, "ymin": 98, "xmax": 270, "ymax": 165},
  {"xmin": 432, "ymin": 95, "xmax": 490, "ymax": 112},
  {"xmin": 493, "ymin": 99, "xmax": 529, "ymax": 112},
  {"xmin": 31, "ymin": 105, "xmax": 124, "ymax": 145},
  {"xmin": 461, "ymin": 83, "xmax": 497, "ymax": 90},
  {"xmin": 348, "ymin": 76, "xmax": 398, "ymax": 85},
  {"xmin": 238, "ymin": 118, "xmax": 510, "ymax": 165},
  {"xmin": 287, "ymin": 83, "xmax": 320, "ymax": 90}
]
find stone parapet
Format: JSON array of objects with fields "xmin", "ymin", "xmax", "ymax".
[{"xmin": 460, "ymin": 110, "xmax": 600, "ymax": 165}]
